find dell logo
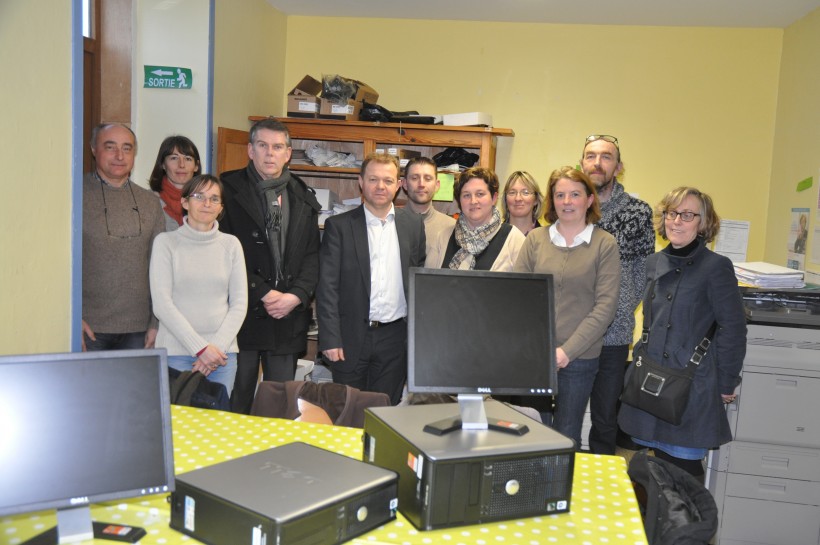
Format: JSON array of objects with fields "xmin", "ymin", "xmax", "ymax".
[
  {"xmin": 477, "ymin": 387, "xmax": 492, "ymax": 394},
  {"xmin": 69, "ymin": 497, "xmax": 89, "ymax": 505}
]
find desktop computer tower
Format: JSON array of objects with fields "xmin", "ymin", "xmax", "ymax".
[
  {"xmin": 169, "ymin": 442, "xmax": 398, "ymax": 545},
  {"xmin": 363, "ymin": 400, "xmax": 575, "ymax": 530}
]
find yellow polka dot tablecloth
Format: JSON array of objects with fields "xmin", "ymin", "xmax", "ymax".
[{"xmin": 1, "ymin": 406, "xmax": 647, "ymax": 545}]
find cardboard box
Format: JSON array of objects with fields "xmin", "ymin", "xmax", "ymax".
[
  {"xmin": 352, "ymin": 80, "xmax": 379, "ymax": 104},
  {"xmin": 319, "ymin": 98, "xmax": 361, "ymax": 121},
  {"xmin": 287, "ymin": 75, "xmax": 322, "ymax": 118},
  {"xmin": 387, "ymin": 147, "xmax": 421, "ymax": 160},
  {"xmin": 442, "ymin": 112, "xmax": 493, "ymax": 127}
]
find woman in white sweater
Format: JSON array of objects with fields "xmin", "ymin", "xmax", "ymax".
[{"xmin": 150, "ymin": 174, "xmax": 247, "ymax": 393}]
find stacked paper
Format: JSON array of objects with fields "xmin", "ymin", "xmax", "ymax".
[{"xmin": 734, "ymin": 262, "xmax": 805, "ymax": 288}]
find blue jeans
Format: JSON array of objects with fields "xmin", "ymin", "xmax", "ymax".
[
  {"xmin": 553, "ymin": 357, "xmax": 599, "ymax": 450},
  {"xmin": 588, "ymin": 344, "xmax": 629, "ymax": 454},
  {"xmin": 84, "ymin": 331, "xmax": 145, "ymax": 351},
  {"xmin": 168, "ymin": 353, "xmax": 238, "ymax": 395}
]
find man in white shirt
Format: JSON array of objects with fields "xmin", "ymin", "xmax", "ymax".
[{"xmin": 317, "ymin": 153, "xmax": 426, "ymax": 404}]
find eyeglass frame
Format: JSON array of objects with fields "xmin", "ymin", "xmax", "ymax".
[
  {"xmin": 505, "ymin": 189, "xmax": 535, "ymax": 198},
  {"xmin": 97, "ymin": 175, "xmax": 142, "ymax": 239},
  {"xmin": 585, "ymin": 134, "xmax": 619, "ymax": 147},
  {"xmin": 663, "ymin": 209, "xmax": 701, "ymax": 222},
  {"xmin": 188, "ymin": 192, "xmax": 223, "ymax": 205}
]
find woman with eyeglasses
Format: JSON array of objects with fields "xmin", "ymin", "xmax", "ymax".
[
  {"xmin": 148, "ymin": 135, "xmax": 202, "ymax": 231},
  {"xmin": 150, "ymin": 174, "xmax": 248, "ymax": 394},
  {"xmin": 513, "ymin": 166, "xmax": 620, "ymax": 448},
  {"xmin": 425, "ymin": 167, "xmax": 525, "ymax": 272},
  {"xmin": 500, "ymin": 171, "xmax": 545, "ymax": 235},
  {"xmin": 618, "ymin": 187, "xmax": 746, "ymax": 479}
]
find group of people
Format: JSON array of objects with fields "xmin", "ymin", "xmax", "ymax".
[{"xmin": 82, "ymin": 121, "xmax": 746, "ymax": 478}]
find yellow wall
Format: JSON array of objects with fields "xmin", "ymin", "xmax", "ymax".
[
  {"xmin": 0, "ymin": 1, "xmax": 73, "ymax": 353},
  {"xmin": 282, "ymin": 17, "xmax": 782, "ymax": 260},
  {"xmin": 212, "ymin": 0, "xmax": 288, "ymax": 167},
  {"xmin": 767, "ymin": 8, "xmax": 820, "ymax": 276}
]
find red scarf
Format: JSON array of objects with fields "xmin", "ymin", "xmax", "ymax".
[{"xmin": 160, "ymin": 176, "xmax": 184, "ymax": 226}]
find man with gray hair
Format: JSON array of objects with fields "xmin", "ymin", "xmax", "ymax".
[
  {"xmin": 82, "ymin": 122, "xmax": 165, "ymax": 351},
  {"xmin": 220, "ymin": 118, "xmax": 321, "ymax": 414}
]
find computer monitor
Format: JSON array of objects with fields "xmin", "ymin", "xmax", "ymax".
[
  {"xmin": 407, "ymin": 268, "xmax": 557, "ymax": 435},
  {"xmin": 0, "ymin": 349, "xmax": 175, "ymax": 544}
]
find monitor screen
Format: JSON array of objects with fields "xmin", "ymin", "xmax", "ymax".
[
  {"xmin": 408, "ymin": 268, "xmax": 557, "ymax": 397},
  {"xmin": 0, "ymin": 349, "xmax": 175, "ymax": 522}
]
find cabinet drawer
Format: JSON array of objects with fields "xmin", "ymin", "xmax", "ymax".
[
  {"xmin": 719, "ymin": 495, "xmax": 820, "ymax": 545},
  {"xmin": 726, "ymin": 472, "xmax": 820, "ymax": 505},
  {"xmin": 726, "ymin": 441, "xmax": 820, "ymax": 481},
  {"xmin": 734, "ymin": 371, "xmax": 820, "ymax": 449}
]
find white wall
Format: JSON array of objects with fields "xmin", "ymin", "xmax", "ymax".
[{"xmin": 133, "ymin": 0, "xmax": 211, "ymax": 186}]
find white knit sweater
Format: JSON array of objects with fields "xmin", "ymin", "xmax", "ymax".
[{"xmin": 150, "ymin": 218, "xmax": 248, "ymax": 356}]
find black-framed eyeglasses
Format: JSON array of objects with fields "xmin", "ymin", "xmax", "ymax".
[
  {"xmin": 188, "ymin": 192, "xmax": 222, "ymax": 205},
  {"xmin": 664, "ymin": 210, "xmax": 701, "ymax": 222},
  {"xmin": 585, "ymin": 134, "xmax": 619, "ymax": 146},
  {"xmin": 98, "ymin": 176, "xmax": 142, "ymax": 239}
]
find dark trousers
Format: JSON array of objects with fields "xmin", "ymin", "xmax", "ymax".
[
  {"xmin": 589, "ymin": 344, "xmax": 629, "ymax": 454},
  {"xmin": 330, "ymin": 320, "xmax": 407, "ymax": 405},
  {"xmin": 231, "ymin": 350, "xmax": 297, "ymax": 414},
  {"xmin": 84, "ymin": 331, "xmax": 145, "ymax": 351}
]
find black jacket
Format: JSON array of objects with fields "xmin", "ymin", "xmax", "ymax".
[{"xmin": 220, "ymin": 164, "xmax": 321, "ymax": 353}]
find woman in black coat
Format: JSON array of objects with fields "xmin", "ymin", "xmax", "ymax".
[{"xmin": 618, "ymin": 187, "xmax": 747, "ymax": 478}]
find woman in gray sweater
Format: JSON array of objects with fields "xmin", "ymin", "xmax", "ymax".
[
  {"xmin": 150, "ymin": 174, "xmax": 248, "ymax": 393},
  {"xmin": 514, "ymin": 166, "xmax": 620, "ymax": 449}
]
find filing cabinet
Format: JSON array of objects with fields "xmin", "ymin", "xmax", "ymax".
[{"xmin": 706, "ymin": 324, "xmax": 820, "ymax": 545}]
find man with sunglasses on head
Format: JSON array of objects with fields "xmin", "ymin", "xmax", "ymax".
[
  {"xmin": 220, "ymin": 118, "xmax": 321, "ymax": 414},
  {"xmin": 580, "ymin": 134, "xmax": 654, "ymax": 454},
  {"xmin": 82, "ymin": 123, "xmax": 166, "ymax": 352}
]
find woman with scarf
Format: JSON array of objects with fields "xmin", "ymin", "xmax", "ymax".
[
  {"xmin": 148, "ymin": 135, "xmax": 202, "ymax": 231},
  {"xmin": 425, "ymin": 167, "xmax": 525, "ymax": 271},
  {"xmin": 514, "ymin": 166, "xmax": 620, "ymax": 448}
]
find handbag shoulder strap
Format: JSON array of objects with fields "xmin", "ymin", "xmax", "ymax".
[
  {"xmin": 640, "ymin": 257, "xmax": 718, "ymax": 368},
  {"xmin": 688, "ymin": 321, "xmax": 718, "ymax": 367}
]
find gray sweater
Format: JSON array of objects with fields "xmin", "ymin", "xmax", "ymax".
[
  {"xmin": 82, "ymin": 174, "xmax": 165, "ymax": 333},
  {"xmin": 149, "ymin": 219, "xmax": 248, "ymax": 355},
  {"xmin": 514, "ymin": 226, "xmax": 621, "ymax": 361}
]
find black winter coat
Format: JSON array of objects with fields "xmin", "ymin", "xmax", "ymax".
[
  {"xmin": 619, "ymin": 239, "xmax": 747, "ymax": 448},
  {"xmin": 219, "ymin": 164, "xmax": 321, "ymax": 354}
]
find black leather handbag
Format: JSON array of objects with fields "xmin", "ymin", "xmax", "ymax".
[{"xmin": 621, "ymin": 278, "xmax": 717, "ymax": 425}]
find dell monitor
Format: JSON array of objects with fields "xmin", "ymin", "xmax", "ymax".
[
  {"xmin": 408, "ymin": 268, "xmax": 557, "ymax": 435},
  {"xmin": 0, "ymin": 349, "xmax": 175, "ymax": 544}
]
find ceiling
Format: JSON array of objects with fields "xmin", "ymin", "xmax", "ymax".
[{"xmin": 266, "ymin": 0, "xmax": 820, "ymax": 29}]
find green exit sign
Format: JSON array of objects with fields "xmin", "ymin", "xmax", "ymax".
[{"xmin": 144, "ymin": 65, "xmax": 193, "ymax": 89}]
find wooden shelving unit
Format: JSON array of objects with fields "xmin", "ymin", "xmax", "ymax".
[{"xmin": 217, "ymin": 117, "xmax": 514, "ymax": 203}]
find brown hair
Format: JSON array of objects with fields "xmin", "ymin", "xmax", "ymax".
[
  {"xmin": 544, "ymin": 166, "xmax": 601, "ymax": 225},
  {"xmin": 455, "ymin": 167, "xmax": 499, "ymax": 211},
  {"xmin": 359, "ymin": 152, "xmax": 400, "ymax": 178},
  {"xmin": 148, "ymin": 135, "xmax": 202, "ymax": 192},
  {"xmin": 654, "ymin": 186, "xmax": 721, "ymax": 243},
  {"xmin": 181, "ymin": 174, "xmax": 225, "ymax": 220}
]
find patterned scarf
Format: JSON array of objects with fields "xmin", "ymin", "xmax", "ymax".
[
  {"xmin": 449, "ymin": 207, "xmax": 502, "ymax": 270},
  {"xmin": 159, "ymin": 176, "xmax": 184, "ymax": 226}
]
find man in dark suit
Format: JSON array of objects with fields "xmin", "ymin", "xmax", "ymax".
[
  {"xmin": 317, "ymin": 153, "xmax": 426, "ymax": 404},
  {"xmin": 220, "ymin": 118, "xmax": 321, "ymax": 414}
]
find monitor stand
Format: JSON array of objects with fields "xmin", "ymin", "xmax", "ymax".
[
  {"xmin": 22, "ymin": 506, "xmax": 146, "ymax": 545},
  {"xmin": 422, "ymin": 394, "xmax": 529, "ymax": 436}
]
